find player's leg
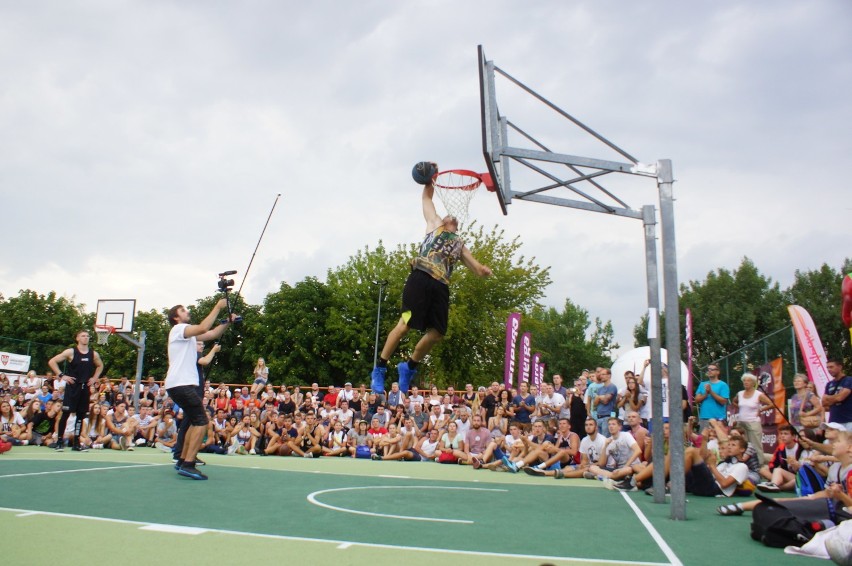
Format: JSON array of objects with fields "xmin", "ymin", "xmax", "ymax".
[
  {"xmin": 55, "ymin": 388, "xmax": 79, "ymax": 451},
  {"xmin": 72, "ymin": 394, "xmax": 90, "ymax": 450}
]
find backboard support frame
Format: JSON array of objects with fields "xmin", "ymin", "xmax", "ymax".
[
  {"xmin": 478, "ymin": 45, "xmax": 685, "ymax": 521},
  {"xmin": 95, "ymin": 298, "xmax": 146, "ymax": 411}
]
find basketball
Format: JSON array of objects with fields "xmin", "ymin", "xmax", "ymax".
[
  {"xmin": 412, "ymin": 161, "xmax": 437, "ymax": 185},
  {"xmin": 277, "ymin": 445, "xmax": 293, "ymax": 457},
  {"xmin": 0, "ymin": 440, "xmax": 11, "ymax": 454}
]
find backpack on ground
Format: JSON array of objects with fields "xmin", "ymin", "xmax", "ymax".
[{"xmin": 750, "ymin": 493, "xmax": 834, "ymax": 548}]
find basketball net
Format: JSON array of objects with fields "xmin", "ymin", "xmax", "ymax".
[
  {"xmin": 432, "ymin": 170, "xmax": 485, "ymax": 229},
  {"xmin": 95, "ymin": 325, "xmax": 114, "ymax": 346}
]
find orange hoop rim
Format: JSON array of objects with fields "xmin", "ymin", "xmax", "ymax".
[
  {"xmin": 95, "ymin": 324, "xmax": 116, "ymax": 334},
  {"xmin": 433, "ymin": 169, "xmax": 486, "ymax": 191}
]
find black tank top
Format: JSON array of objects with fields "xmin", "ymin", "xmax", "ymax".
[{"xmin": 67, "ymin": 348, "xmax": 96, "ymax": 390}]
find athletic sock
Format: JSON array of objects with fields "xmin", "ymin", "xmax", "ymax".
[
  {"xmin": 377, "ymin": 358, "xmax": 388, "ymax": 368},
  {"xmin": 407, "ymin": 359, "xmax": 419, "ymax": 370}
]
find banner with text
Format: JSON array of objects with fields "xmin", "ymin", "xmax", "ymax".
[
  {"xmin": 788, "ymin": 305, "xmax": 830, "ymax": 396},
  {"xmin": 758, "ymin": 357, "xmax": 785, "ymax": 454},
  {"xmin": 519, "ymin": 332, "xmax": 531, "ymax": 384},
  {"xmin": 504, "ymin": 313, "xmax": 521, "ymax": 389},
  {"xmin": 0, "ymin": 351, "xmax": 31, "ymax": 373}
]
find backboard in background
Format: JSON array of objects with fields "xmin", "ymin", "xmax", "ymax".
[{"xmin": 95, "ymin": 299, "xmax": 136, "ymax": 334}]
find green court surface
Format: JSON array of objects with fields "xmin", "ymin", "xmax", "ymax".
[{"xmin": 0, "ymin": 447, "xmax": 817, "ymax": 565}]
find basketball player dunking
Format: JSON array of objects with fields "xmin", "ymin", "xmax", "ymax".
[
  {"xmin": 48, "ymin": 330, "xmax": 104, "ymax": 451},
  {"xmin": 371, "ymin": 161, "xmax": 492, "ymax": 395}
]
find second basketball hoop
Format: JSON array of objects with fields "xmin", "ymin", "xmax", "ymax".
[{"xmin": 431, "ymin": 169, "xmax": 494, "ymax": 229}]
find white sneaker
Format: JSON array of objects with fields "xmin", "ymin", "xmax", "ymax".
[
  {"xmin": 227, "ymin": 442, "xmax": 238, "ymax": 455},
  {"xmin": 93, "ymin": 443, "xmax": 103, "ymax": 450},
  {"xmin": 249, "ymin": 448, "xmax": 256, "ymax": 455},
  {"xmin": 304, "ymin": 452, "xmax": 314, "ymax": 458},
  {"xmin": 135, "ymin": 438, "xmax": 146, "ymax": 446}
]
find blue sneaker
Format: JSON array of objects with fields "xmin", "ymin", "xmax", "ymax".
[
  {"xmin": 371, "ymin": 366, "xmax": 387, "ymax": 394},
  {"xmin": 501, "ymin": 455, "xmax": 518, "ymax": 473},
  {"xmin": 177, "ymin": 465, "xmax": 208, "ymax": 480},
  {"xmin": 397, "ymin": 361, "xmax": 417, "ymax": 394}
]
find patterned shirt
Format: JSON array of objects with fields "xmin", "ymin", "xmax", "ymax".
[{"xmin": 411, "ymin": 226, "xmax": 463, "ymax": 285}]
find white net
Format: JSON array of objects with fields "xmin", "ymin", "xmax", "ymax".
[
  {"xmin": 432, "ymin": 170, "xmax": 482, "ymax": 228},
  {"xmin": 95, "ymin": 326, "xmax": 114, "ymax": 345}
]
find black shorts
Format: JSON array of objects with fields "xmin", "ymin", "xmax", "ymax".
[
  {"xmin": 61, "ymin": 384, "xmax": 90, "ymax": 417},
  {"xmin": 685, "ymin": 462, "xmax": 724, "ymax": 497},
  {"xmin": 167, "ymin": 385, "xmax": 209, "ymax": 427},
  {"xmin": 401, "ymin": 269, "xmax": 450, "ymax": 335}
]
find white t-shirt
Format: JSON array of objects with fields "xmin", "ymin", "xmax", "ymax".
[
  {"xmin": 716, "ymin": 461, "xmax": 749, "ymax": 497},
  {"xmin": 605, "ymin": 432, "xmax": 639, "ymax": 468},
  {"xmin": 579, "ymin": 433, "xmax": 606, "ymax": 465},
  {"xmin": 1, "ymin": 413, "xmax": 25, "ymax": 432},
  {"xmin": 165, "ymin": 323, "xmax": 198, "ymax": 389}
]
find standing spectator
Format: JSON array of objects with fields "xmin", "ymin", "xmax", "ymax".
[
  {"xmin": 584, "ymin": 369, "xmax": 603, "ymax": 417},
  {"xmin": 481, "ymin": 382, "xmax": 500, "ymax": 422},
  {"xmin": 461, "ymin": 383, "xmax": 476, "ymax": 408},
  {"xmin": 731, "ymin": 373, "xmax": 773, "ymax": 466},
  {"xmin": 324, "ymin": 385, "xmax": 339, "ymax": 409},
  {"xmin": 823, "ymin": 358, "xmax": 852, "ymax": 430},
  {"xmin": 386, "ymin": 382, "xmax": 405, "ymax": 409},
  {"xmin": 552, "ymin": 374, "xmax": 568, "ymax": 397},
  {"xmin": 446, "ymin": 386, "xmax": 462, "ymax": 406},
  {"xmin": 694, "ymin": 363, "xmax": 730, "ymax": 430},
  {"xmin": 512, "ymin": 381, "xmax": 535, "ymax": 432},
  {"xmin": 789, "ymin": 373, "xmax": 822, "ymax": 430},
  {"xmin": 339, "ymin": 382, "xmax": 356, "ymax": 405},
  {"xmin": 592, "ymin": 369, "xmax": 618, "ymax": 437},
  {"xmin": 250, "ymin": 358, "xmax": 269, "ymax": 395}
]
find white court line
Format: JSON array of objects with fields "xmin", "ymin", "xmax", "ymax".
[
  {"xmin": 140, "ymin": 524, "xmax": 207, "ymax": 535},
  {"xmin": 307, "ymin": 485, "xmax": 507, "ymax": 524},
  {"xmin": 0, "ymin": 463, "xmax": 168, "ymax": 479},
  {"xmin": 620, "ymin": 492, "xmax": 683, "ymax": 566},
  {"xmin": 0, "ymin": 505, "xmax": 668, "ymax": 565}
]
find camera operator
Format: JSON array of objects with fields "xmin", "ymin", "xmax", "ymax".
[{"xmin": 166, "ymin": 298, "xmax": 237, "ymax": 480}]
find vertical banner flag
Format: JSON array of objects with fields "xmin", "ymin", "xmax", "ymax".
[
  {"xmin": 788, "ymin": 305, "xmax": 830, "ymax": 396},
  {"xmin": 842, "ymin": 273, "xmax": 852, "ymax": 342},
  {"xmin": 538, "ymin": 363, "xmax": 546, "ymax": 388},
  {"xmin": 531, "ymin": 353, "xmax": 541, "ymax": 388},
  {"xmin": 758, "ymin": 358, "xmax": 785, "ymax": 455},
  {"xmin": 519, "ymin": 332, "xmax": 532, "ymax": 384},
  {"xmin": 685, "ymin": 308, "xmax": 694, "ymax": 405},
  {"xmin": 504, "ymin": 313, "xmax": 521, "ymax": 389}
]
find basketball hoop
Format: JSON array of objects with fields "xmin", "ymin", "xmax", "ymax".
[
  {"xmin": 94, "ymin": 325, "xmax": 115, "ymax": 346},
  {"xmin": 432, "ymin": 170, "xmax": 491, "ymax": 228}
]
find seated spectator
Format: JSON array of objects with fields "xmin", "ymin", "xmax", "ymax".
[
  {"xmin": 410, "ymin": 427, "xmax": 441, "ymax": 461},
  {"xmin": 463, "ymin": 414, "xmax": 495, "ymax": 467},
  {"xmin": 455, "ymin": 407, "xmax": 472, "ymax": 437},
  {"xmin": 228, "ymin": 415, "xmax": 260, "ymax": 455},
  {"xmin": 80, "ymin": 403, "xmax": 112, "ymax": 449},
  {"xmin": 29, "ymin": 399, "xmax": 62, "ymax": 447},
  {"xmin": 718, "ymin": 430, "xmax": 852, "ymax": 516},
  {"xmin": 37, "ymin": 385, "xmax": 52, "ymax": 406},
  {"xmin": 348, "ymin": 420, "xmax": 374, "ymax": 458},
  {"xmin": 427, "ymin": 385, "xmax": 442, "ymax": 409},
  {"xmin": 683, "ymin": 436, "xmax": 754, "ymax": 498},
  {"xmin": 260, "ymin": 384, "xmax": 276, "ymax": 402},
  {"xmin": 265, "ymin": 414, "xmax": 296, "ymax": 456},
  {"xmin": 436, "ymin": 421, "xmax": 466, "ymax": 464},
  {"xmin": 386, "ymin": 382, "xmax": 405, "ymax": 409},
  {"xmin": 757, "ymin": 424, "xmax": 810, "ymax": 492},
  {"xmin": 288, "ymin": 411, "xmax": 323, "ymax": 458},
  {"xmin": 389, "ymin": 404, "xmax": 406, "ymax": 429},
  {"xmin": 249, "ymin": 412, "xmax": 265, "ymax": 453},
  {"xmin": 277, "ymin": 388, "xmax": 297, "ymax": 416},
  {"xmin": 352, "ymin": 399, "xmax": 371, "ymax": 425},
  {"xmin": 106, "ymin": 401, "xmax": 137, "ymax": 451},
  {"xmin": 132, "ymin": 404, "xmax": 159, "ymax": 448},
  {"xmin": 523, "ymin": 417, "xmax": 580, "ymax": 473},
  {"xmin": 503, "ymin": 420, "xmax": 555, "ymax": 472},
  {"xmin": 373, "ymin": 405, "xmax": 390, "ymax": 428},
  {"xmin": 488, "ymin": 405, "xmax": 508, "ymax": 438},
  {"xmin": 250, "ymin": 357, "xmax": 269, "ymax": 395},
  {"xmin": 367, "ymin": 417, "xmax": 388, "ymax": 446},
  {"xmin": 1, "ymin": 400, "xmax": 28, "ymax": 445},
  {"xmin": 408, "ymin": 386, "xmax": 425, "ymax": 409},
  {"xmin": 411, "ymin": 403, "xmax": 429, "ymax": 435},
  {"xmin": 587, "ymin": 418, "xmax": 644, "ymax": 489},
  {"xmin": 322, "ymin": 420, "xmax": 349, "ymax": 457},
  {"xmin": 428, "ymin": 404, "xmax": 450, "ymax": 433},
  {"xmin": 155, "ymin": 410, "xmax": 178, "ymax": 452},
  {"xmin": 625, "ymin": 411, "xmax": 649, "ymax": 453},
  {"xmin": 373, "ymin": 423, "xmax": 403, "ymax": 460}
]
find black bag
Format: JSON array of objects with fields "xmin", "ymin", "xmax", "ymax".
[{"xmin": 750, "ymin": 493, "xmax": 833, "ymax": 548}]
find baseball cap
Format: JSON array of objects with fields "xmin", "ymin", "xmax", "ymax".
[
  {"xmin": 821, "ymin": 422, "xmax": 846, "ymax": 431},
  {"xmin": 345, "ymin": 382, "xmax": 352, "ymax": 386}
]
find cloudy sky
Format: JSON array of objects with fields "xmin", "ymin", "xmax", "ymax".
[{"xmin": 1, "ymin": 1, "xmax": 850, "ymax": 355}]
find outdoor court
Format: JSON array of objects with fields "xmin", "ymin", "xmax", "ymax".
[{"xmin": 0, "ymin": 447, "xmax": 817, "ymax": 565}]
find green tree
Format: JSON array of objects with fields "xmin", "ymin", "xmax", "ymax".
[
  {"xmin": 251, "ymin": 277, "xmax": 335, "ymax": 386},
  {"xmin": 0, "ymin": 289, "xmax": 87, "ymax": 371},
  {"xmin": 787, "ymin": 258, "xmax": 852, "ymax": 364},
  {"xmin": 524, "ymin": 299, "xmax": 618, "ymax": 380},
  {"xmin": 93, "ymin": 309, "xmax": 171, "ymax": 379},
  {"xmin": 633, "ymin": 257, "xmax": 791, "ymax": 367}
]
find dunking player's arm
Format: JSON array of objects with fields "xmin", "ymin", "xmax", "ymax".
[{"xmin": 421, "ymin": 164, "xmax": 492, "ymax": 278}]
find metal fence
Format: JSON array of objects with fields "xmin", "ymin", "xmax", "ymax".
[{"xmin": 704, "ymin": 325, "xmax": 799, "ymax": 397}]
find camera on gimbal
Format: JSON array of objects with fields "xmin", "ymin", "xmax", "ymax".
[{"xmin": 217, "ymin": 270, "xmax": 243, "ymax": 326}]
